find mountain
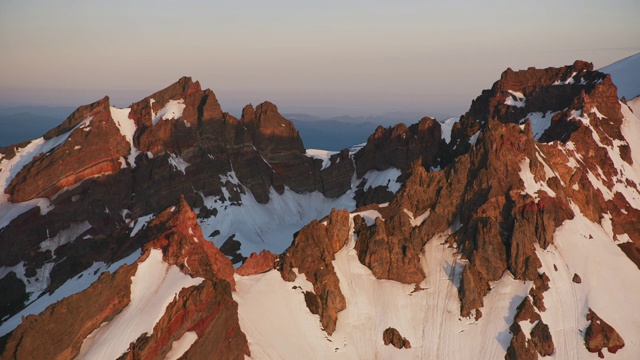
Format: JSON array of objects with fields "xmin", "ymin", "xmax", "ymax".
[
  {"xmin": 1, "ymin": 57, "xmax": 640, "ymax": 359},
  {"xmin": 287, "ymin": 112, "xmax": 455, "ymax": 151},
  {"xmin": 600, "ymin": 52, "xmax": 640, "ymax": 100}
]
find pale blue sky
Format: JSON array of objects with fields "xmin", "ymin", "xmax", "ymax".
[{"xmin": 1, "ymin": 0, "xmax": 639, "ymax": 116}]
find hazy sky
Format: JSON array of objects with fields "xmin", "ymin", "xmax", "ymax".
[{"xmin": 1, "ymin": 0, "xmax": 639, "ymax": 117}]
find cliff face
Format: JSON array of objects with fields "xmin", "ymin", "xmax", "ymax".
[
  {"xmin": 2, "ymin": 58, "xmax": 640, "ymax": 359},
  {"xmin": 2, "ymin": 198, "xmax": 249, "ymax": 360}
]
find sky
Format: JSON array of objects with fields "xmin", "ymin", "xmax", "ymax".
[{"xmin": 1, "ymin": 0, "xmax": 639, "ymax": 118}]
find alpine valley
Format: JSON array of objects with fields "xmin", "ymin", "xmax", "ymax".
[{"xmin": 1, "ymin": 54, "xmax": 640, "ymax": 360}]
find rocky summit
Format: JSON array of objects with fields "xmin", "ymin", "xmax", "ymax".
[{"xmin": 1, "ymin": 56, "xmax": 640, "ymax": 359}]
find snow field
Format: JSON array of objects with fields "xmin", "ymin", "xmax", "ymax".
[
  {"xmin": 77, "ymin": 249, "xmax": 203, "ymax": 359},
  {"xmin": 234, "ymin": 213, "xmax": 532, "ymax": 359},
  {"xmin": 536, "ymin": 205, "xmax": 640, "ymax": 359},
  {"xmin": 198, "ymin": 185, "xmax": 356, "ymax": 258}
]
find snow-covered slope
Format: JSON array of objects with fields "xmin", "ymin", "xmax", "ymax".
[{"xmin": 600, "ymin": 52, "xmax": 640, "ymax": 100}]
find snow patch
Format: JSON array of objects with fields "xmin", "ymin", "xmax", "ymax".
[
  {"xmin": 77, "ymin": 249, "xmax": 203, "ymax": 360},
  {"xmin": 152, "ymin": 99, "xmax": 186, "ymax": 125},
  {"xmin": 518, "ymin": 158, "xmax": 556, "ymax": 200},
  {"xmin": 130, "ymin": 214, "xmax": 155, "ymax": 237},
  {"xmin": 110, "ymin": 107, "xmax": 141, "ymax": 167},
  {"xmin": 168, "ymin": 153, "xmax": 190, "ymax": 174},
  {"xmin": 519, "ymin": 111, "xmax": 559, "ymax": 140},
  {"xmin": 39, "ymin": 221, "xmax": 91, "ymax": 258},
  {"xmin": 306, "ymin": 149, "xmax": 338, "ymax": 170},
  {"xmin": 361, "ymin": 168, "xmax": 401, "ymax": 193},
  {"xmin": 403, "ymin": 208, "xmax": 430, "ymax": 227},
  {"xmin": 439, "ymin": 117, "xmax": 459, "ymax": 143},
  {"xmin": 505, "ymin": 90, "xmax": 526, "ymax": 107},
  {"xmin": 164, "ymin": 331, "xmax": 198, "ymax": 360},
  {"xmin": 469, "ymin": 131, "xmax": 480, "ymax": 145}
]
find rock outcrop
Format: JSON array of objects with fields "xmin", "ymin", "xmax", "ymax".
[
  {"xmin": 7, "ymin": 96, "xmax": 130, "ymax": 202},
  {"xmin": 236, "ymin": 250, "xmax": 278, "ymax": 276},
  {"xmin": 584, "ymin": 309, "xmax": 625, "ymax": 358},
  {"xmin": 382, "ymin": 327, "xmax": 411, "ymax": 349},
  {"xmin": 280, "ymin": 209, "xmax": 350, "ymax": 334},
  {"xmin": 506, "ymin": 298, "xmax": 554, "ymax": 359}
]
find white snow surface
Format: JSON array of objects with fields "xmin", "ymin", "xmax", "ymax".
[
  {"xmin": 164, "ymin": 331, "xmax": 198, "ymax": 360},
  {"xmin": 519, "ymin": 157, "xmax": 556, "ymax": 200},
  {"xmin": 306, "ymin": 149, "xmax": 339, "ymax": 170},
  {"xmin": 403, "ymin": 208, "xmax": 430, "ymax": 227},
  {"xmin": 600, "ymin": 52, "xmax": 640, "ymax": 100},
  {"xmin": 168, "ymin": 153, "xmax": 190, "ymax": 174},
  {"xmin": 152, "ymin": 99, "xmax": 186, "ymax": 125},
  {"xmin": 199, "ymin": 186, "xmax": 356, "ymax": 258},
  {"xmin": 77, "ymin": 249, "xmax": 203, "ymax": 360},
  {"xmin": 361, "ymin": 168, "xmax": 402, "ymax": 193},
  {"xmin": 439, "ymin": 117, "xmax": 458, "ymax": 143},
  {"xmin": 130, "ymin": 214, "xmax": 155, "ymax": 237},
  {"xmin": 519, "ymin": 111, "xmax": 559, "ymax": 140},
  {"xmin": 535, "ymin": 205, "xmax": 640, "ymax": 359},
  {"xmin": 0, "ymin": 249, "xmax": 141, "ymax": 337},
  {"xmin": 628, "ymin": 96, "xmax": 640, "ymax": 115},
  {"xmin": 469, "ymin": 130, "xmax": 480, "ymax": 146},
  {"xmin": 235, "ymin": 217, "xmax": 533, "ymax": 359},
  {"xmin": 505, "ymin": 90, "xmax": 526, "ymax": 107},
  {"xmin": 110, "ymin": 107, "xmax": 141, "ymax": 167},
  {"xmin": 38, "ymin": 221, "xmax": 91, "ymax": 258}
]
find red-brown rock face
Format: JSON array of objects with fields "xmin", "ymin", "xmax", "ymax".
[
  {"xmin": 354, "ymin": 214, "xmax": 425, "ymax": 284},
  {"xmin": 236, "ymin": 250, "xmax": 278, "ymax": 276},
  {"xmin": 279, "ymin": 209, "xmax": 351, "ymax": 334},
  {"xmin": 505, "ymin": 297, "xmax": 554, "ymax": 359},
  {"xmin": 6, "ymin": 96, "xmax": 130, "ymax": 202},
  {"xmin": 354, "ymin": 117, "xmax": 445, "ymax": 178},
  {"xmin": 584, "ymin": 309, "xmax": 625, "ymax": 358},
  {"xmin": 382, "ymin": 327, "xmax": 411, "ymax": 349}
]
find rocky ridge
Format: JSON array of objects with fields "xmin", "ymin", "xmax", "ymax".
[{"xmin": 1, "ymin": 57, "xmax": 640, "ymax": 358}]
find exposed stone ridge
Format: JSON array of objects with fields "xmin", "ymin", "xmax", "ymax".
[
  {"xmin": 1, "ymin": 199, "xmax": 249, "ymax": 360},
  {"xmin": 347, "ymin": 61, "xmax": 638, "ymax": 322},
  {"xmin": 354, "ymin": 118, "xmax": 571, "ymax": 316},
  {"xmin": 236, "ymin": 250, "xmax": 278, "ymax": 276},
  {"xmin": 505, "ymin": 297, "xmax": 554, "ymax": 359},
  {"xmin": 353, "ymin": 212, "xmax": 425, "ymax": 284},
  {"xmin": 7, "ymin": 95, "xmax": 130, "ymax": 202},
  {"xmin": 382, "ymin": 327, "xmax": 411, "ymax": 349},
  {"xmin": 354, "ymin": 116, "xmax": 445, "ymax": 178},
  {"xmin": 1, "ymin": 258, "xmax": 137, "ymax": 359},
  {"xmin": 584, "ymin": 309, "xmax": 625, "ymax": 358},
  {"xmin": 43, "ymin": 96, "xmax": 111, "ymax": 139},
  {"xmin": 450, "ymin": 60, "xmax": 607, "ymax": 155},
  {"xmin": 279, "ymin": 209, "xmax": 350, "ymax": 334}
]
